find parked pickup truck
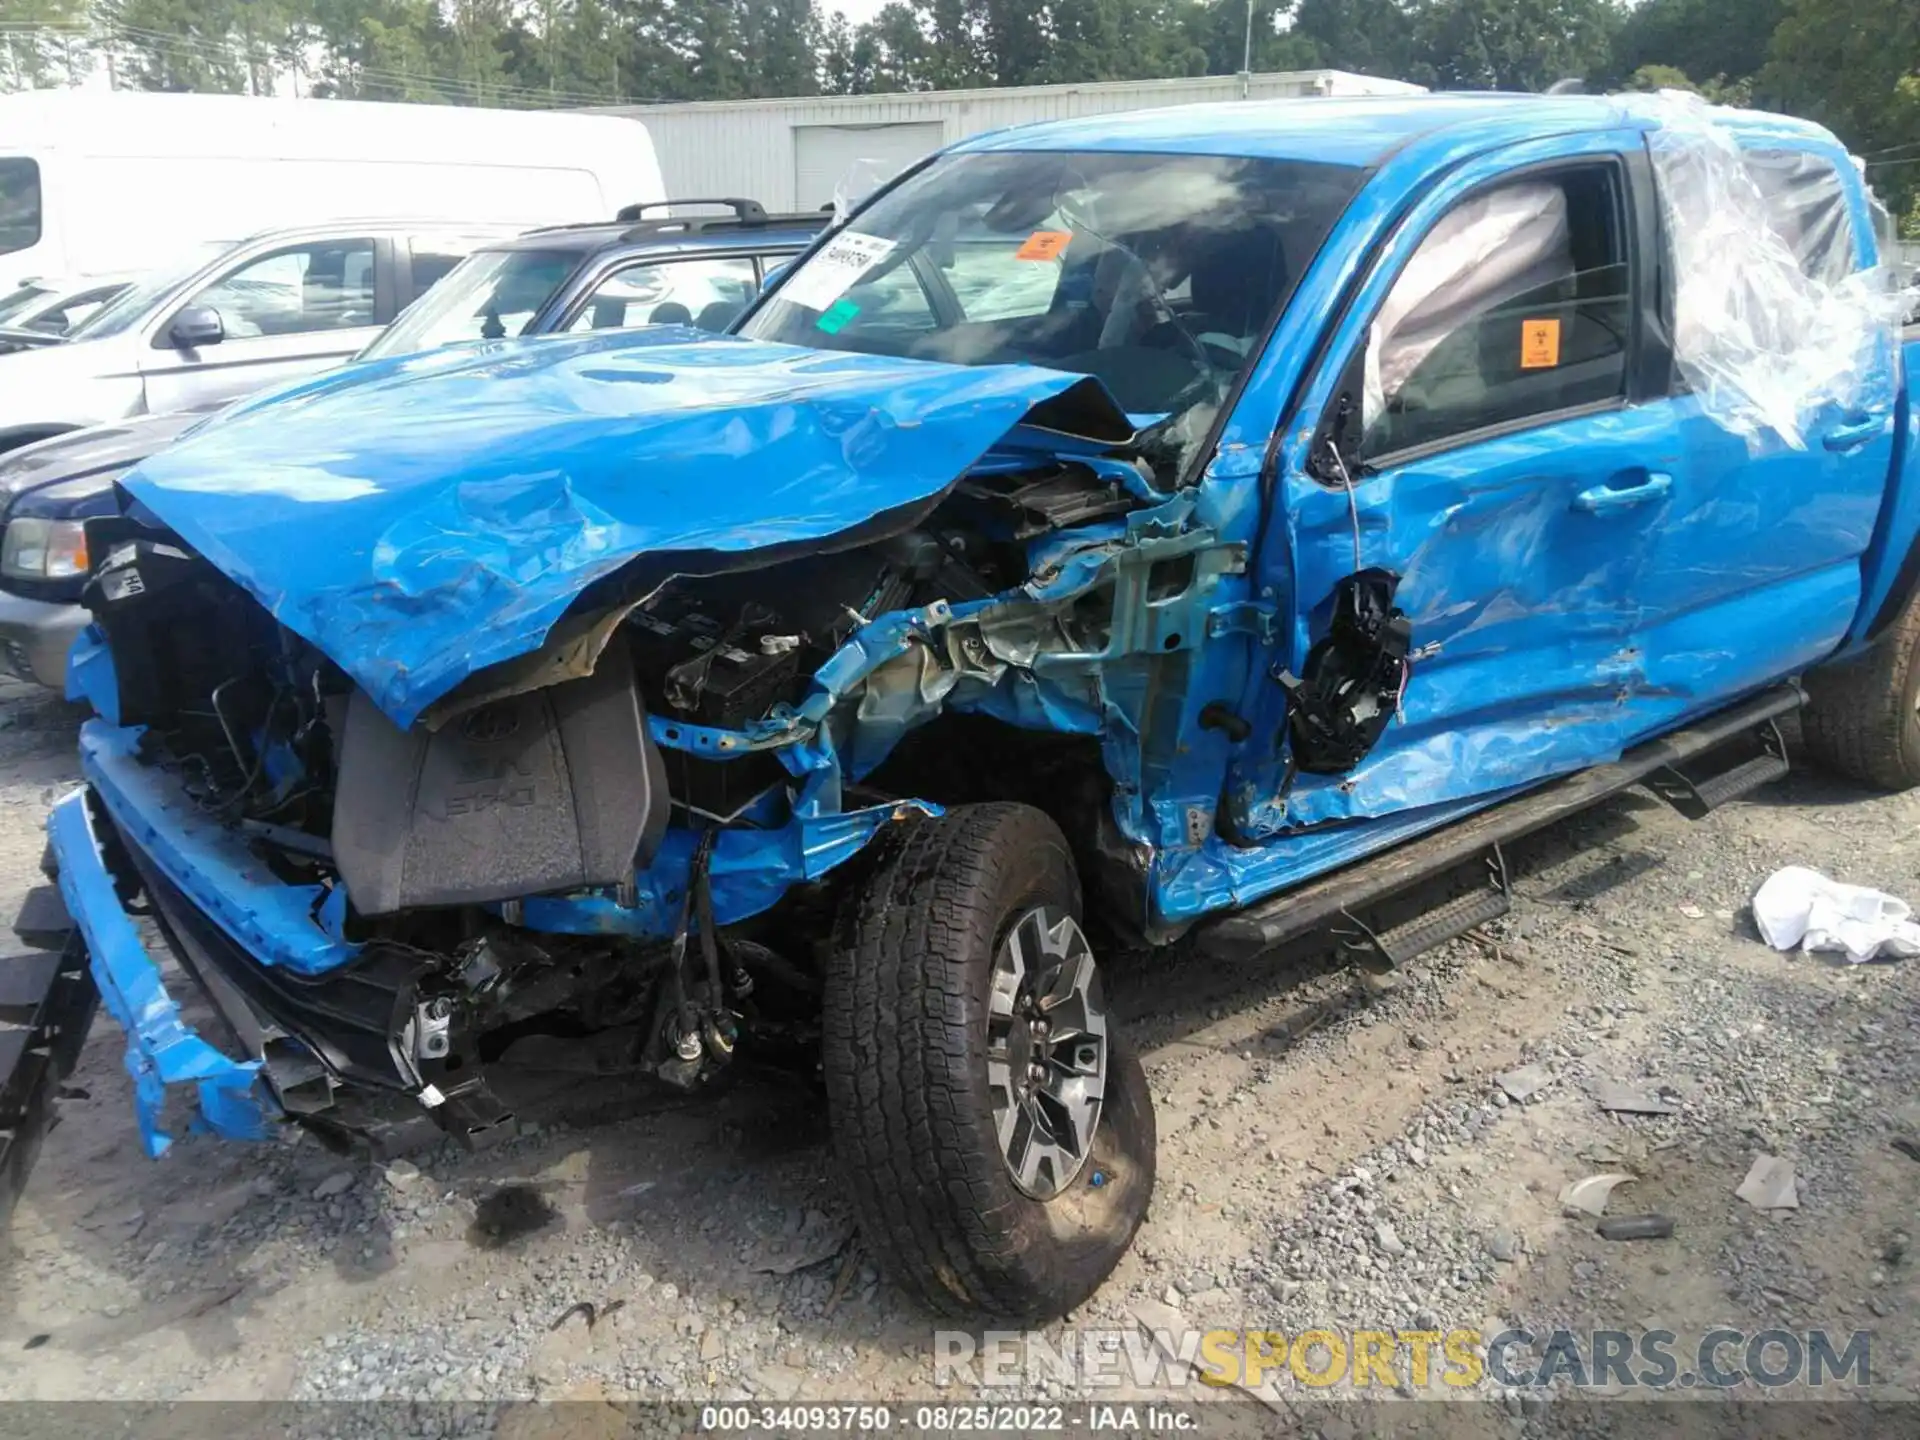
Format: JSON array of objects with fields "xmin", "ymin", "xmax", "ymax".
[{"xmin": 11, "ymin": 92, "xmax": 1919, "ymax": 1323}]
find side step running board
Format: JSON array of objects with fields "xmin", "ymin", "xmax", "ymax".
[
  {"xmin": 1648, "ymin": 717, "xmax": 1789, "ymax": 819},
  {"xmin": 1336, "ymin": 845, "xmax": 1510, "ymax": 972},
  {"xmin": 1199, "ymin": 682, "xmax": 1804, "ymax": 963}
]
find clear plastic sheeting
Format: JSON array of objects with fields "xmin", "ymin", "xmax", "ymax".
[
  {"xmin": 1363, "ymin": 182, "xmax": 1571, "ymax": 431},
  {"xmin": 1616, "ymin": 90, "xmax": 1915, "ymax": 449}
]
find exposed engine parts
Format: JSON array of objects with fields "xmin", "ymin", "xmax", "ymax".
[{"xmin": 74, "ymin": 455, "xmax": 1153, "ymax": 1150}]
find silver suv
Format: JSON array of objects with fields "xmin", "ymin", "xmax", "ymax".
[{"xmin": 0, "ymin": 220, "xmax": 514, "ymax": 454}]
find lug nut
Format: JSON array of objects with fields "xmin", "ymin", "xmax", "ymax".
[{"xmin": 669, "ymin": 1022, "xmax": 703, "ymax": 1063}]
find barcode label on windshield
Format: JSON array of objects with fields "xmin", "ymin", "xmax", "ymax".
[{"xmin": 779, "ymin": 233, "xmax": 896, "ymax": 312}]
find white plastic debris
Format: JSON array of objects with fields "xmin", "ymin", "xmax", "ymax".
[
  {"xmin": 1560, "ymin": 1172, "xmax": 1636, "ymax": 1218},
  {"xmin": 1752, "ymin": 866, "xmax": 1920, "ymax": 963},
  {"xmin": 1736, "ymin": 1155, "xmax": 1800, "ymax": 1211}
]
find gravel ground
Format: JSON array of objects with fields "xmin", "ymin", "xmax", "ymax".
[{"xmin": 0, "ymin": 681, "xmax": 1915, "ymax": 1428}]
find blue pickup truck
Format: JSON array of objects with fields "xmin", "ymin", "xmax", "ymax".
[{"xmin": 10, "ymin": 92, "xmax": 1918, "ymax": 1323}]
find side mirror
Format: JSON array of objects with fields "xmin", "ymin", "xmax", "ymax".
[
  {"xmin": 169, "ymin": 306, "xmax": 224, "ymax": 349},
  {"xmin": 761, "ymin": 261, "xmax": 792, "ymax": 291}
]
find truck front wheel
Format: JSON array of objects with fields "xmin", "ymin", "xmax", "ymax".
[
  {"xmin": 823, "ymin": 803, "xmax": 1155, "ymax": 1321},
  {"xmin": 1803, "ymin": 586, "xmax": 1920, "ymax": 790}
]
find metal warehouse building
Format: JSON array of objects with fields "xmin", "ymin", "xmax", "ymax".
[{"xmin": 598, "ymin": 68, "xmax": 1422, "ymax": 213}]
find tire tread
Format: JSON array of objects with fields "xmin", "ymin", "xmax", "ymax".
[
  {"xmin": 1803, "ymin": 587, "xmax": 1920, "ymax": 790},
  {"xmin": 824, "ymin": 804, "xmax": 1104, "ymax": 1319}
]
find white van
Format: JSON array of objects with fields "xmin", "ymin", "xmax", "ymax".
[{"xmin": 0, "ymin": 90, "xmax": 664, "ymax": 290}]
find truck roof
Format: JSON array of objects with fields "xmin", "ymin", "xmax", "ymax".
[{"xmin": 953, "ymin": 92, "xmax": 1844, "ymax": 168}]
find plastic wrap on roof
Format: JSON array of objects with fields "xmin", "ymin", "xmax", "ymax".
[{"xmin": 1617, "ymin": 90, "xmax": 1916, "ymax": 449}]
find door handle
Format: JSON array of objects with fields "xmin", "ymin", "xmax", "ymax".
[
  {"xmin": 1822, "ymin": 416, "xmax": 1885, "ymax": 452},
  {"xmin": 1573, "ymin": 471, "xmax": 1672, "ymax": 514}
]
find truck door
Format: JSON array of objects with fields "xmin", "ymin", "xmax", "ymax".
[
  {"xmin": 139, "ymin": 236, "xmax": 391, "ymax": 414},
  {"xmin": 1236, "ymin": 131, "xmax": 1723, "ymax": 837},
  {"xmin": 1655, "ymin": 141, "xmax": 1900, "ymax": 659}
]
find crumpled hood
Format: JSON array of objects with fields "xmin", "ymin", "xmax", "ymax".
[{"xmin": 118, "ymin": 328, "xmax": 1131, "ymax": 728}]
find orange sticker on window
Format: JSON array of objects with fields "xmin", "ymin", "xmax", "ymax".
[
  {"xmin": 1520, "ymin": 317, "xmax": 1562, "ymax": 369},
  {"xmin": 1016, "ymin": 230, "xmax": 1072, "ymax": 261}
]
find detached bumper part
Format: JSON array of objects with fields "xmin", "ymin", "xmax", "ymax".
[
  {"xmin": 0, "ymin": 897, "xmax": 98, "ymax": 1225},
  {"xmin": 45, "ymin": 789, "xmax": 271, "ymax": 1156}
]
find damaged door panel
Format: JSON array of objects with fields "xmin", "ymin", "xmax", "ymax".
[{"xmin": 1231, "ymin": 129, "xmax": 1860, "ymax": 846}]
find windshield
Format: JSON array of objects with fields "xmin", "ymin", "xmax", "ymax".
[
  {"xmin": 0, "ymin": 159, "xmax": 39, "ymax": 258},
  {"xmin": 740, "ymin": 149, "xmax": 1364, "ymax": 476},
  {"xmin": 0, "ymin": 282, "xmax": 53, "ymax": 327},
  {"xmin": 364, "ymin": 248, "xmax": 579, "ymax": 360},
  {"xmin": 69, "ymin": 241, "xmax": 231, "ymax": 341}
]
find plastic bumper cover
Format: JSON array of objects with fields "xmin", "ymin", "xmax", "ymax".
[{"xmin": 45, "ymin": 787, "xmax": 271, "ymax": 1155}]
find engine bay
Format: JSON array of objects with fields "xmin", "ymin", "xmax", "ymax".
[{"xmin": 69, "ymin": 455, "xmax": 1152, "ymax": 1140}]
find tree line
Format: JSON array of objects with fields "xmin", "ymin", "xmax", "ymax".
[{"xmin": 0, "ymin": 0, "xmax": 1914, "ymax": 225}]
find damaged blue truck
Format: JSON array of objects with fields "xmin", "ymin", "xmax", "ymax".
[{"xmin": 7, "ymin": 92, "xmax": 1919, "ymax": 1322}]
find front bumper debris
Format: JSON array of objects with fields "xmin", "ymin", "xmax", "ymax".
[
  {"xmin": 0, "ymin": 891, "xmax": 97, "ymax": 1224},
  {"xmin": 45, "ymin": 788, "xmax": 271, "ymax": 1155}
]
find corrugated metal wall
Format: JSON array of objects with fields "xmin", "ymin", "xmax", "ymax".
[{"xmin": 595, "ymin": 68, "xmax": 1422, "ymax": 212}]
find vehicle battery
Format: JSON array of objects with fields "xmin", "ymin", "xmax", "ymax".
[{"xmin": 627, "ymin": 601, "xmax": 799, "ymax": 821}]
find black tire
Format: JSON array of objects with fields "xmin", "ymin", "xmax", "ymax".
[
  {"xmin": 1803, "ymin": 586, "xmax": 1920, "ymax": 790},
  {"xmin": 823, "ymin": 803, "xmax": 1155, "ymax": 1321}
]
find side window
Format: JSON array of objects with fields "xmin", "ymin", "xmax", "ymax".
[
  {"xmin": 569, "ymin": 256, "xmax": 761, "ymax": 333},
  {"xmin": 27, "ymin": 284, "xmax": 124, "ymax": 335},
  {"xmin": 1742, "ymin": 149, "xmax": 1857, "ymax": 284},
  {"xmin": 175, "ymin": 240, "xmax": 378, "ymax": 342},
  {"xmin": 1362, "ymin": 167, "xmax": 1631, "ymax": 460}
]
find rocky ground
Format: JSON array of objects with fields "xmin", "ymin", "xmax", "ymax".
[{"xmin": 0, "ymin": 677, "xmax": 1915, "ymax": 1433}]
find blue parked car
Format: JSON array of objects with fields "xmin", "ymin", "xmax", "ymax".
[
  {"xmin": 0, "ymin": 199, "xmax": 823, "ymax": 691},
  {"xmin": 14, "ymin": 95, "xmax": 1920, "ymax": 1322}
]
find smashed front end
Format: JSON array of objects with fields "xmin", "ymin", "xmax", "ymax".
[{"xmin": 45, "ymin": 332, "xmax": 1239, "ymax": 1153}]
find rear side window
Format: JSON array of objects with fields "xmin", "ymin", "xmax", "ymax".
[
  {"xmin": 1742, "ymin": 149, "xmax": 1857, "ymax": 283},
  {"xmin": 0, "ymin": 159, "xmax": 41, "ymax": 258},
  {"xmin": 1362, "ymin": 164, "xmax": 1632, "ymax": 460},
  {"xmin": 567, "ymin": 256, "xmax": 762, "ymax": 333}
]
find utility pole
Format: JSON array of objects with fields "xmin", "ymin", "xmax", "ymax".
[{"xmin": 1241, "ymin": 0, "xmax": 1254, "ymax": 99}]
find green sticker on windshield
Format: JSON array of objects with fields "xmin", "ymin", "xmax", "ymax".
[{"xmin": 816, "ymin": 297, "xmax": 860, "ymax": 334}]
